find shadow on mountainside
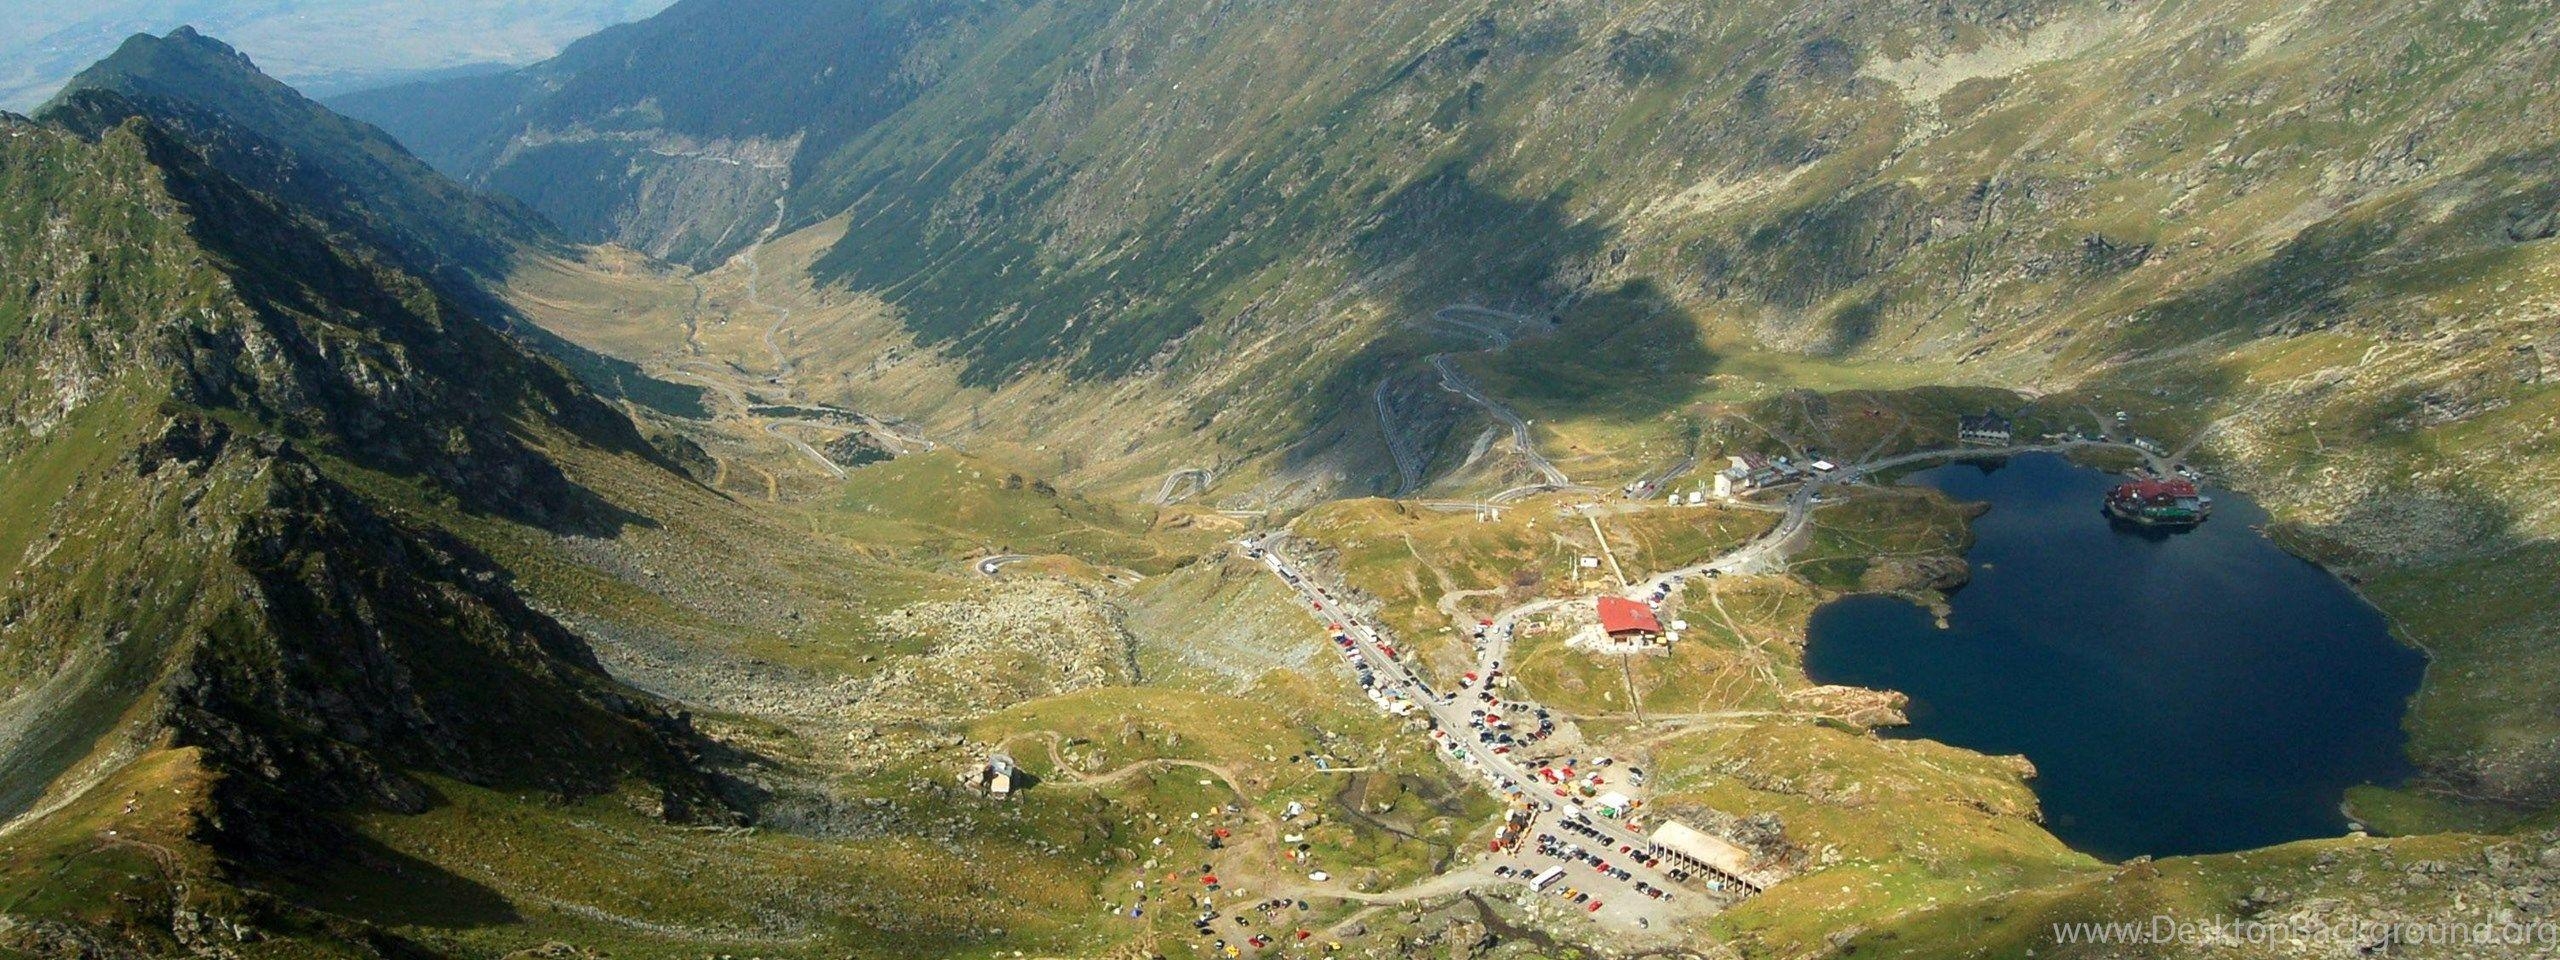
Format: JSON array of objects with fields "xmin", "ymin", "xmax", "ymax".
[
  {"xmin": 1276, "ymin": 161, "xmax": 1719, "ymax": 492},
  {"xmin": 134, "ymin": 119, "xmax": 672, "ymax": 538},
  {"xmin": 261, "ymin": 812, "xmax": 527, "ymax": 930}
]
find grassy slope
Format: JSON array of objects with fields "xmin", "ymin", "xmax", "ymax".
[
  {"xmin": 810, "ymin": 449, "xmax": 1230, "ymax": 574},
  {"xmin": 73, "ymin": 0, "xmax": 2560, "ymax": 953},
  {"xmin": 1294, "ymin": 495, "xmax": 1772, "ymax": 684}
]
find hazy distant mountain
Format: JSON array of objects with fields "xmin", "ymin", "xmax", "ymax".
[
  {"xmin": 0, "ymin": 0, "xmax": 676, "ymax": 112},
  {"xmin": 334, "ymin": 0, "xmax": 1031, "ymax": 267}
]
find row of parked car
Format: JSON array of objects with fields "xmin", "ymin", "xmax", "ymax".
[
  {"xmin": 1530, "ymin": 830, "xmax": 1680, "ymax": 903},
  {"xmin": 1490, "ymin": 865, "xmax": 1610, "ymax": 914}
]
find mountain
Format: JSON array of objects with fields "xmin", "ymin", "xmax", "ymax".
[
  {"xmin": 0, "ymin": 0, "xmax": 676, "ymax": 113},
  {"xmin": 333, "ymin": 0, "xmax": 1032, "ymax": 265},
  {"xmin": 50, "ymin": 27, "xmax": 554, "ymax": 293},
  {"xmin": 10, "ymin": 7, "xmax": 2560, "ymax": 960},
  {"xmin": 342, "ymin": 0, "xmax": 2560, "ymax": 411},
  {"xmin": 347, "ymin": 0, "xmax": 2560, "ymax": 817},
  {"xmin": 0, "ymin": 44, "xmax": 1321, "ymax": 959},
  {"xmin": 0, "ymin": 97, "xmax": 738, "ymax": 951},
  {"xmin": 46, "ymin": 27, "xmax": 729, "ymax": 424}
]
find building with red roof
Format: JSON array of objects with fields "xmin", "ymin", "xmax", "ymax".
[{"xmin": 1597, "ymin": 596, "xmax": 1663, "ymax": 637}]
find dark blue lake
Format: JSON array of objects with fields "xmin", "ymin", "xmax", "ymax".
[{"xmin": 1803, "ymin": 453, "xmax": 2427, "ymax": 860}]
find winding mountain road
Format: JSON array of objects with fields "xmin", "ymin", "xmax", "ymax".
[
  {"xmin": 1154, "ymin": 466, "xmax": 1215, "ymax": 505},
  {"xmin": 1378, "ymin": 306, "xmax": 1596, "ymax": 498},
  {"xmin": 1243, "ymin": 434, "xmax": 2167, "ymax": 909},
  {"xmin": 762, "ymin": 419, "xmax": 848, "ymax": 479}
]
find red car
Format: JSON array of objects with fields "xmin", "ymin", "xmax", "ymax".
[{"xmin": 1587, "ymin": 901, "xmax": 1603, "ymax": 913}]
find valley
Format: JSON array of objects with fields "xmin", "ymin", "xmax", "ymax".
[{"xmin": 4, "ymin": 3, "xmax": 2560, "ymax": 959}]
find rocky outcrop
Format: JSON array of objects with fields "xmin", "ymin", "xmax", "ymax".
[
  {"xmin": 823, "ymin": 429, "xmax": 897, "ymax": 468},
  {"xmin": 1858, "ymin": 554, "xmax": 1972, "ymax": 593},
  {"xmin": 1, "ymin": 92, "xmax": 740, "ymax": 879},
  {"xmin": 487, "ymin": 132, "xmax": 795, "ymax": 265},
  {"xmin": 150, "ymin": 418, "xmax": 729, "ymax": 825},
  {"xmin": 2507, "ymin": 202, "xmax": 2559, "ymax": 243}
]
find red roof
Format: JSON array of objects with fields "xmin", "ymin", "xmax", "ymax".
[
  {"xmin": 2111, "ymin": 479, "xmax": 2199, "ymax": 503},
  {"xmin": 1597, "ymin": 596, "xmax": 1662, "ymax": 635}
]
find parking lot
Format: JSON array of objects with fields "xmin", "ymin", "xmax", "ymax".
[{"xmin": 1247, "ymin": 536, "xmax": 1729, "ymax": 937}]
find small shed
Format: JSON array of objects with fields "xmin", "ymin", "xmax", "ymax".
[{"xmin": 980, "ymin": 753, "xmax": 1017, "ymax": 797}]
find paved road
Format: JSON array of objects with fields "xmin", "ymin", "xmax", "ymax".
[
  {"xmin": 1239, "ymin": 435, "xmax": 2170, "ymax": 924},
  {"xmin": 1626, "ymin": 450, "xmax": 1699, "ymax": 501},
  {"xmin": 1422, "ymin": 308, "xmax": 1577, "ymax": 490},
  {"xmin": 1374, "ymin": 376, "xmax": 1430, "ymax": 496},
  {"xmin": 975, "ymin": 554, "xmax": 1032, "ymax": 577},
  {"xmin": 763, "ymin": 419, "xmax": 847, "ymax": 479},
  {"xmin": 1377, "ymin": 306, "xmax": 1599, "ymax": 498},
  {"xmin": 742, "ymin": 195, "xmax": 798, "ymax": 396},
  {"xmin": 1243, "ymin": 540, "xmax": 1713, "ymax": 930},
  {"xmin": 1155, "ymin": 467, "xmax": 1215, "ymax": 505},
  {"xmin": 1625, "ymin": 438, "xmax": 2160, "ymax": 595}
]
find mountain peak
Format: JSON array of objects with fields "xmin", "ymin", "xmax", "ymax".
[
  {"xmin": 74, "ymin": 26, "xmax": 276, "ymax": 103},
  {"xmin": 42, "ymin": 25, "xmax": 554, "ymax": 295},
  {"xmin": 0, "ymin": 94, "xmax": 734, "ymax": 856}
]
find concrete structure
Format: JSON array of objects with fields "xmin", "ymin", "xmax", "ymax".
[
  {"xmin": 1722, "ymin": 453, "xmax": 1784, "ymax": 492},
  {"xmin": 1648, "ymin": 821, "xmax": 1768, "ymax": 894}
]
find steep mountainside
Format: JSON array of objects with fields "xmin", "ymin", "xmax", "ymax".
[
  {"xmin": 349, "ymin": 0, "xmax": 2559, "ymax": 385},
  {"xmin": 49, "ymin": 27, "xmax": 554, "ymax": 294},
  {"xmin": 23, "ymin": 5, "xmax": 2556, "ymax": 958},
  {"xmin": 1, "ymin": 58, "xmax": 1491, "ymax": 960},
  {"xmin": 0, "ymin": 109, "xmax": 732, "ymax": 950},
  {"xmin": 48, "ymin": 27, "xmax": 730, "ymax": 424},
  {"xmin": 353, "ymin": 0, "xmax": 2560, "ymax": 818},
  {"xmin": 333, "ymin": 0, "xmax": 1037, "ymax": 264}
]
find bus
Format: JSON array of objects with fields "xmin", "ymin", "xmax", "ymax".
[{"xmin": 1531, "ymin": 866, "xmax": 1567, "ymax": 891}]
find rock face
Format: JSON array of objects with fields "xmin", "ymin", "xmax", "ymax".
[
  {"xmin": 157, "ymin": 419, "xmax": 733, "ymax": 833},
  {"xmin": 0, "ymin": 104, "xmax": 733, "ymax": 872},
  {"xmin": 2507, "ymin": 203, "xmax": 2559, "ymax": 243},
  {"xmin": 49, "ymin": 28, "xmax": 550, "ymax": 288}
]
